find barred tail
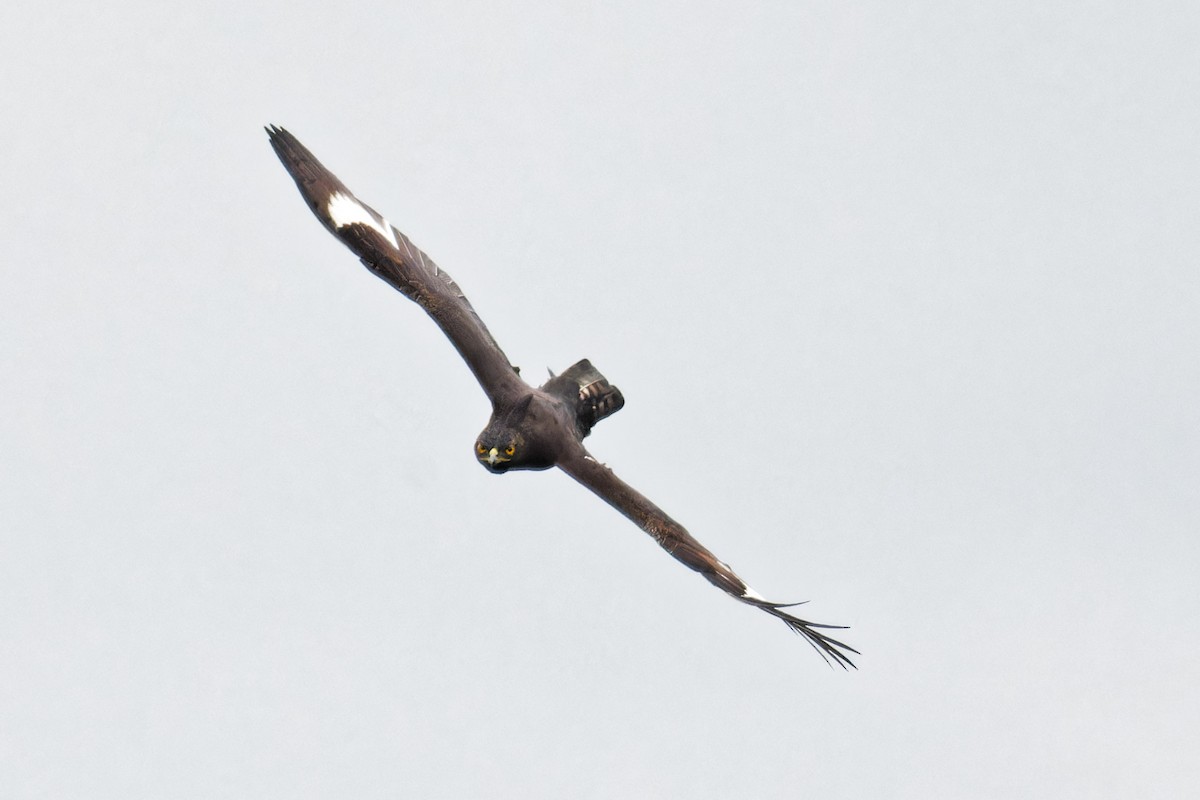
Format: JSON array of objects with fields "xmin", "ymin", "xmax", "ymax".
[{"xmin": 543, "ymin": 359, "xmax": 625, "ymax": 435}]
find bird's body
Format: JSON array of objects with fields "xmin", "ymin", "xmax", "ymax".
[
  {"xmin": 476, "ymin": 360, "xmax": 623, "ymax": 473},
  {"xmin": 266, "ymin": 125, "xmax": 857, "ymax": 668}
]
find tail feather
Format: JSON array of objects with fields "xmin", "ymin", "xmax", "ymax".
[{"xmin": 543, "ymin": 358, "xmax": 625, "ymax": 434}]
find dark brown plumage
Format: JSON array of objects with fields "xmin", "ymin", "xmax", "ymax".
[{"xmin": 266, "ymin": 125, "xmax": 858, "ymax": 668}]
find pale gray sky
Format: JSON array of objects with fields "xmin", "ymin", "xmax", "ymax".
[{"xmin": 3, "ymin": 2, "xmax": 1198, "ymax": 797}]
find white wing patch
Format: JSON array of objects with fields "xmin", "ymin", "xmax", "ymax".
[
  {"xmin": 741, "ymin": 585, "xmax": 768, "ymax": 602},
  {"xmin": 715, "ymin": 557, "xmax": 767, "ymax": 602},
  {"xmin": 326, "ymin": 191, "xmax": 398, "ymax": 248}
]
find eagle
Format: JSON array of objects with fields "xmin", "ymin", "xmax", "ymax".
[{"xmin": 266, "ymin": 126, "xmax": 858, "ymax": 668}]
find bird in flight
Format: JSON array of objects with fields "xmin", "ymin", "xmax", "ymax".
[{"xmin": 266, "ymin": 125, "xmax": 858, "ymax": 668}]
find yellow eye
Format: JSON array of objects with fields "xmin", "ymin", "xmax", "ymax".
[
  {"xmin": 476, "ymin": 443, "xmax": 486, "ymax": 454},
  {"xmin": 505, "ymin": 444, "xmax": 515, "ymax": 456}
]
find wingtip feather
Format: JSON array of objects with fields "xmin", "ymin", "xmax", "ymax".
[{"xmin": 755, "ymin": 601, "xmax": 859, "ymax": 670}]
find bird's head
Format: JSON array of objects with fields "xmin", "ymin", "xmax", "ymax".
[
  {"xmin": 474, "ymin": 429, "xmax": 524, "ymax": 473},
  {"xmin": 474, "ymin": 395, "xmax": 557, "ymax": 473}
]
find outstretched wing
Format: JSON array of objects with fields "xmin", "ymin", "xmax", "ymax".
[
  {"xmin": 558, "ymin": 446, "xmax": 858, "ymax": 668},
  {"xmin": 266, "ymin": 125, "xmax": 525, "ymax": 406}
]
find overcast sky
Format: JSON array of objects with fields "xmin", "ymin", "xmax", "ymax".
[{"xmin": 2, "ymin": 2, "xmax": 1197, "ymax": 797}]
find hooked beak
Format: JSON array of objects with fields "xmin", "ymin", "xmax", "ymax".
[{"xmin": 480, "ymin": 446, "xmax": 511, "ymax": 474}]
